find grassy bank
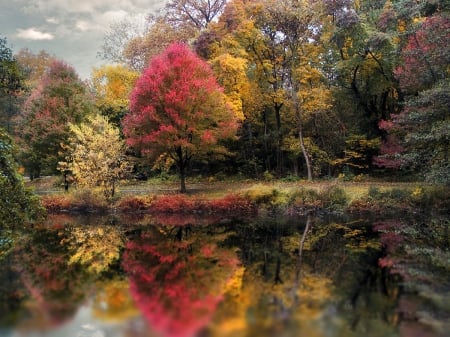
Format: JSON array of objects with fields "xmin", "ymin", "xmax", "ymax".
[{"xmin": 26, "ymin": 176, "xmax": 450, "ymax": 216}]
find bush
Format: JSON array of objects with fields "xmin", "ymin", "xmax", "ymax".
[
  {"xmin": 150, "ymin": 194, "xmax": 195, "ymax": 213},
  {"xmin": 118, "ymin": 195, "xmax": 153, "ymax": 212},
  {"xmin": 40, "ymin": 194, "xmax": 73, "ymax": 211},
  {"xmin": 288, "ymin": 188, "xmax": 322, "ymax": 213},
  {"xmin": 320, "ymin": 186, "xmax": 348, "ymax": 211}
]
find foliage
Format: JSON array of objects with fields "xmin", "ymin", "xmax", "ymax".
[
  {"xmin": 60, "ymin": 114, "xmax": 131, "ymax": 200},
  {"xmin": 374, "ymin": 217, "xmax": 450, "ymax": 335},
  {"xmin": 19, "ymin": 60, "xmax": 94, "ymax": 177},
  {"xmin": 123, "ymin": 43, "xmax": 239, "ymax": 192},
  {"xmin": 0, "ymin": 37, "xmax": 24, "ymax": 132},
  {"xmin": 90, "ymin": 64, "xmax": 139, "ymax": 127},
  {"xmin": 61, "ymin": 225, "xmax": 125, "ymax": 274},
  {"xmin": 0, "ymin": 128, "xmax": 45, "ymax": 227}
]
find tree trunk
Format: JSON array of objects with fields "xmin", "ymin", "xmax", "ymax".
[
  {"xmin": 299, "ymin": 124, "xmax": 313, "ymax": 181},
  {"xmin": 180, "ymin": 167, "xmax": 186, "ymax": 193}
]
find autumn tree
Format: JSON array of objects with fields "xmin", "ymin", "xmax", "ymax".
[
  {"xmin": 20, "ymin": 60, "xmax": 94, "ymax": 177},
  {"xmin": 15, "ymin": 48, "xmax": 56, "ymax": 88},
  {"xmin": 377, "ymin": 14, "xmax": 450, "ymax": 184},
  {"xmin": 90, "ymin": 64, "xmax": 139, "ymax": 128},
  {"xmin": 123, "ymin": 43, "xmax": 238, "ymax": 192},
  {"xmin": 164, "ymin": 0, "xmax": 227, "ymax": 30},
  {"xmin": 60, "ymin": 114, "xmax": 131, "ymax": 200}
]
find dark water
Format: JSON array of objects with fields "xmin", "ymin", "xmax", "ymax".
[{"xmin": 0, "ymin": 212, "xmax": 448, "ymax": 337}]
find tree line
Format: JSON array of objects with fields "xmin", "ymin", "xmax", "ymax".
[{"xmin": 1, "ymin": 0, "xmax": 449, "ymax": 195}]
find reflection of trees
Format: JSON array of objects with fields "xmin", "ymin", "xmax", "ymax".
[
  {"xmin": 0, "ymin": 229, "xmax": 26, "ymax": 326},
  {"xmin": 61, "ymin": 224, "xmax": 125, "ymax": 274},
  {"xmin": 92, "ymin": 279, "xmax": 139, "ymax": 322},
  {"xmin": 11, "ymin": 228, "xmax": 88, "ymax": 328},
  {"xmin": 213, "ymin": 215, "xmax": 399, "ymax": 337},
  {"xmin": 123, "ymin": 224, "xmax": 239, "ymax": 337}
]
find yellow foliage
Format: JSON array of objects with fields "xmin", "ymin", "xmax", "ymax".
[
  {"xmin": 92, "ymin": 279, "xmax": 139, "ymax": 322},
  {"xmin": 62, "ymin": 225, "xmax": 125, "ymax": 274},
  {"xmin": 211, "ymin": 53, "xmax": 249, "ymax": 121},
  {"xmin": 91, "ymin": 64, "xmax": 139, "ymax": 112}
]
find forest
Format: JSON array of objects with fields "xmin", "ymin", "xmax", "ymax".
[{"xmin": 1, "ymin": 0, "xmax": 449, "ymax": 196}]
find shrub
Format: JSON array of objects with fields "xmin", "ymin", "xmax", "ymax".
[
  {"xmin": 72, "ymin": 188, "xmax": 109, "ymax": 210},
  {"xmin": 40, "ymin": 194, "xmax": 73, "ymax": 212},
  {"xmin": 150, "ymin": 194, "xmax": 195, "ymax": 213},
  {"xmin": 118, "ymin": 195, "xmax": 153, "ymax": 212},
  {"xmin": 320, "ymin": 186, "xmax": 348, "ymax": 211},
  {"xmin": 288, "ymin": 188, "xmax": 322, "ymax": 212},
  {"xmin": 207, "ymin": 194, "xmax": 255, "ymax": 214}
]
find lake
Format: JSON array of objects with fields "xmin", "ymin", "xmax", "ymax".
[{"xmin": 0, "ymin": 212, "xmax": 448, "ymax": 337}]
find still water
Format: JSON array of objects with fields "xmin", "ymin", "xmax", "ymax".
[{"xmin": 0, "ymin": 213, "xmax": 448, "ymax": 337}]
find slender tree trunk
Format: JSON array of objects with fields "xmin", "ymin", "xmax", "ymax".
[{"xmin": 298, "ymin": 123, "xmax": 313, "ymax": 181}]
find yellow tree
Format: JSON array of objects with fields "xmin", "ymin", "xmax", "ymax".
[
  {"xmin": 90, "ymin": 64, "xmax": 139, "ymax": 127},
  {"xmin": 60, "ymin": 114, "xmax": 130, "ymax": 200}
]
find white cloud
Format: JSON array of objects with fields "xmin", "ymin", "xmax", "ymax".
[
  {"xmin": 46, "ymin": 17, "xmax": 59, "ymax": 24},
  {"xmin": 75, "ymin": 20, "xmax": 91, "ymax": 31},
  {"xmin": 16, "ymin": 27, "xmax": 55, "ymax": 40}
]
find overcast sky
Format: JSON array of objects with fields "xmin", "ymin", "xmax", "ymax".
[{"xmin": 0, "ymin": 0, "xmax": 165, "ymax": 80}]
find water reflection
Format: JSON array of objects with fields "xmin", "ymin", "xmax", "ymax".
[
  {"xmin": 123, "ymin": 224, "xmax": 240, "ymax": 337},
  {"xmin": 0, "ymin": 213, "xmax": 447, "ymax": 337}
]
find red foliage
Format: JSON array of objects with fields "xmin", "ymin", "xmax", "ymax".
[
  {"xmin": 373, "ymin": 134, "xmax": 404, "ymax": 169},
  {"xmin": 123, "ymin": 229, "xmax": 239, "ymax": 337},
  {"xmin": 150, "ymin": 194, "xmax": 195, "ymax": 213},
  {"xmin": 394, "ymin": 15, "xmax": 450, "ymax": 94},
  {"xmin": 123, "ymin": 43, "xmax": 238, "ymax": 192},
  {"xmin": 40, "ymin": 194, "xmax": 73, "ymax": 211},
  {"xmin": 206, "ymin": 193, "xmax": 255, "ymax": 214}
]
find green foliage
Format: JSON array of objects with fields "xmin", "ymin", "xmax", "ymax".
[
  {"xmin": 319, "ymin": 186, "xmax": 348, "ymax": 211},
  {"xmin": 0, "ymin": 128, "xmax": 45, "ymax": 227}
]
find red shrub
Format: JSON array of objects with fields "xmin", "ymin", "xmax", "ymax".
[
  {"xmin": 40, "ymin": 194, "xmax": 73, "ymax": 211},
  {"xmin": 150, "ymin": 194, "xmax": 195, "ymax": 213}
]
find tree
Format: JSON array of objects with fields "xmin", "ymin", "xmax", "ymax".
[
  {"xmin": 20, "ymin": 60, "xmax": 94, "ymax": 177},
  {"xmin": 0, "ymin": 37, "xmax": 24, "ymax": 132},
  {"xmin": 376, "ymin": 14, "xmax": 450, "ymax": 183},
  {"xmin": 60, "ymin": 114, "xmax": 131, "ymax": 200},
  {"xmin": 123, "ymin": 43, "xmax": 239, "ymax": 193},
  {"xmin": 90, "ymin": 64, "xmax": 139, "ymax": 128},
  {"xmin": 0, "ymin": 127, "xmax": 45, "ymax": 228},
  {"xmin": 15, "ymin": 48, "xmax": 56, "ymax": 88},
  {"xmin": 165, "ymin": 0, "xmax": 227, "ymax": 30}
]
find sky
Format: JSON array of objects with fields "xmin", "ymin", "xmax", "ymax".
[{"xmin": 0, "ymin": 0, "xmax": 165, "ymax": 80}]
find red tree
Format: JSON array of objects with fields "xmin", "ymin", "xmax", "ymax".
[{"xmin": 123, "ymin": 43, "xmax": 238, "ymax": 192}]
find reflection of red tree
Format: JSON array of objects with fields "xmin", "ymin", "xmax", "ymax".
[{"xmin": 123, "ymin": 230, "xmax": 239, "ymax": 337}]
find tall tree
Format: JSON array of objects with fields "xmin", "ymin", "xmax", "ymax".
[
  {"xmin": 123, "ymin": 43, "xmax": 239, "ymax": 192},
  {"xmin": 165, "ymin": 0, "xmax": 227, "ymax": 30},
  {"xmin": 20, "ymin": 60, "xmax": 94, "ymax": 177}
]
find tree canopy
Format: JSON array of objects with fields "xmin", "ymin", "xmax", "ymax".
[{"xmin": 123, "ymin": 42, "xmax": 239, "ymax": 192}]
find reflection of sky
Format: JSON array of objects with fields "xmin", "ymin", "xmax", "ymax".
[{"xmin": 5, "ymin": 300, "xmax": 148, "ymax": 337}]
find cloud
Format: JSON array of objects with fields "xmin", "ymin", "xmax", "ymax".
[
  {"xmin": 16, "ymin": 27, "xmax": 55, "ymax": 40},
  {"xmin": 46, "ymin": 17, "xmax": 59, "ymax": 24}
]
